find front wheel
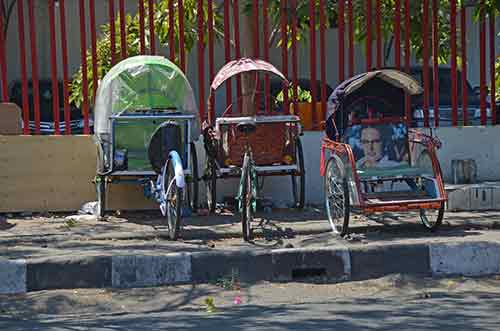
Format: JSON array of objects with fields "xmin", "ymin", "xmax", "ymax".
[
  {"xmin": 420, "ymin": 202, "xmax": 444, "ymax": 231},
  {"xmin": 95, "ymin": 176, "xmax": 106, "ymax": 218},
  {"xmin": 162, "ymin": 160, "xmax": 182, "ymax": 240},
  {"xmin": 324, "ymin": 156, "xmax": 350, "ymax": 236},
  {"xmin": 186, "ymin": 142, "xmax": 199, "ymax": 212},
  {"xmin": 205, "ymin": 158, "xmax": 217, "ymax": 213},
  {"xmin": 240, "ymin": 154, "xmax": 254, "ymax": 242}
]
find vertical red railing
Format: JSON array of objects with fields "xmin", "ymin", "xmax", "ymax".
[
  {"xmin": 366, "ymin": 0, "xmax": 372, "ymax": 71},
  {"xmin": 450, "ymin": 0, "xmax": 458, "ymax": 127},
  {"xmin": 207, "ymin": 0, "xmax": 215, "ymax": 121},
  {"xmin": 17, "ymin": 0, "xmax": 30, "ymax": 134},
  {"xmin": 197, "ymin": 0, "xmax": 205, "ymax": 121},
  {"xmin": 404, "ymin": 0, "xmax": 411, "ymax": 124},
  {"xmin": 253, "ymin": 0, "xmax": 260, "ymax": 57},
  {"xmin": 394, "ymin": 0, "xmax": 401, "ymax": 69},
  {"xmin": 319, "ymin": 0, "xmax": 326, "ymax": 124},
  {"xmin": 139, "ymin": 0, "xmax": 146, "ymax": 54},
  {"xmin": 148, "ymin": 0, "xmax": 155, "ymax": 54},
  {"xmin": 309, "ymin": 0, "xmax": 317, "ymax": 126},
  {"xmin": 263, "ymin": 0, "xmax": 271, "ymax": 114},
  {"xmin": 89, "ymin": 0, "xmax": 98, "ymax": 101},
  {"xmin": 119, "ymin": 0, "xmax": 127, "ymax": 59},
  {"xmin": 109, "ymin": 0, "xmax": 117, "ymax": 65},
  {"xmin": 223, "ymin": 0, "xmax": 232, "ymax": 110},
  {"xmin": 48, "ymin": 0, "xmax": 60, "ymax": 134},
  {"xmin": 178, "ymin": 0, "xmax": 186, "ymax": 71},
  {"xmin": 489, "ymin": 13, "xmax": 496, "ymax": 125},
  {"xmin": 291, "ymin": 0, "xmax": 298, "ymax": 110},
  {"xmin": 59, "ymin": 0, "xmax": 71, "ymax": 135},
  {"xmin": 432, "ymin": 0, "xmax": 440, "ymax": 127},
  {"xmin": 28, "ymin": 0, "xmax": 40, "ymax": 134},
  {"xmin": 168, "ymin": 0, "xmax": 175, "ymax": 61},
  {"xmin": 480, "ymin": 7, "xmax": 487, "ymax": 125},
  {"xmin": 461, "ymin": 5, "xmax": 468, "ymax": 125},
  {"xmin": 233, "ymin": 0, "xmax": 242, "ymax": 113},
  {"xmin": 338, "ymin": 0, "xmax": 345, "ymax": 83},
  {"xmin": 0, "ymin": 5, "xmax": 7, "ymax": 101},
  {"xmin": 348, "ymin": 0, "xmax": 354, "ymax": 77},
  {"xmin": 280, "ymin": 0, "xmax": 289, "ymax": 114},
  {"xmin": 375, "ymin": 0, "xmax": 381, "ymax": 69},
  {"xmin": 79, "ymin": 0, "xmax": 90, "ymax": 134},
  {"xmin": 422, "ymin": 0, "xmax": 430, "ymax": 127}
]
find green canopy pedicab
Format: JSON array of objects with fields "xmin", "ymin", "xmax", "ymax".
[{"xmin": 93, "ymin": 55, "xmax": 200, "ymax": 240}]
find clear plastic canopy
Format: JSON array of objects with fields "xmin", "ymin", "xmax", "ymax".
[{"xmin": 94, "ymin": 55, "xmax": 199, "ymax": 139}]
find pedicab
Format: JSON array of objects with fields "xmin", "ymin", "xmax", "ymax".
[
  {"xmin": 93, "ymin": 55, "xmax": 199, "ymax": 240},
  {"xmin": 321, "ymin": 69, "xmax": 447, "ymax": 236},
  {"xmin": 202, "ymin": 58, "xmax": 305, "ymax": 241}
]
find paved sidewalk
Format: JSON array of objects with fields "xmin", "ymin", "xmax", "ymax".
[{"xmin": 1, "ymin": 208, "xmax": 500, "ymax": 294}]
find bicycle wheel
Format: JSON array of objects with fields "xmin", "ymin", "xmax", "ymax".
[
  {"xmin": 324, "ymin": 155, "xmax": 350, "ymax": 236},
  {"xmin": 420, "ymin": 202, "xmax": 445, "ymax": 230},
  {"xmin": 186, "ymin": 142, "xmax": 199, "ymax": 212},
  {"xmin": 163, "ymin": 160, "xmax": 182, "ymax": 240},
  {"xmin": 240, "ymin": 154, "xmax": 253, "ymax": 242},
  {"xmin": 291, "ymin": 137, "xmax": 305, "ymax": 209},
  {"xmin": 205, "ymin": 158, "xmax": 217, "ymax": 213}
]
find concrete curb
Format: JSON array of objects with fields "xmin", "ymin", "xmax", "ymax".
[{"xmin": 2, "ymin": 241, "xmax": 500, "ymax": 294}]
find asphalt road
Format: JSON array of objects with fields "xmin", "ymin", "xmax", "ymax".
[{"xmin": 1, "ymin": 275, "xmax": 500, "ymax": 330}]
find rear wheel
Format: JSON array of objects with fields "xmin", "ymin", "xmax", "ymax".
[
  {"xmin": 324, "ymin": 156, "xmax": 350, "ymax": 236},
  {"xmin": 240, "ymin": 154, "xmax": 254, "ymax": 242},
  {"xmin": 206, "ymin": 158, "xmax": 217, "ymax": 213},
  {"xmin": 291, "ymin": 138, "xmax": 305, "ymax": 209},
  {"xmin": 186, "ymin": 142, "xmax": 199, "ymax": 212},
  {"xmin": 420, "ymin": 202, "xmax": 444, "ymax": 231},
  {"xmin": 163, "ymin": 160, "xmax": 182, "ymax": 240}
]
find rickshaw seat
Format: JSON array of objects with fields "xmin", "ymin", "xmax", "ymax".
[
  {"xmin": 236, "ymin": 121, "xmax": 257, "ymax": 135},
  {"xmin": 356, "ymin": 165, "xmax": 432, "ymax": 180}
]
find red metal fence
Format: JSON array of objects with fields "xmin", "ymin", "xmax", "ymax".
[{"xmin": 1, "ymin": 0, "xmax": 498, "ymax": 135}]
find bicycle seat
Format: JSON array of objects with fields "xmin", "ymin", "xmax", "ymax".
[{"xmin": 236, "ymin": 121, "xmax": 257, "ymax": 135}]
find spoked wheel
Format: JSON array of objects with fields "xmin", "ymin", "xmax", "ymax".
[
  {"xmin": 291, "ymin": 138, "xmax": 305, "ymax": 209},
  {"xmin": 324, "ymin": 156, "xmax": 350, "ymax": 236},
  {"xmin": 240, "ymin": 155, "xmax": 254, "ymax": 242},
  {"xmin": 205, "ymin": 158, "xmax": 217, "ymax": 213},
  {"xmin": 185, "ymin": 142, "xmax": 199, "ymax": 213},
  {"xmin": 162, "ymin": 160, "xmax": 182, "ymax": 240},
  {"xmin": 420, "ymin": 203, "xmax": 445, "ymax": 230},
  {"xmin": 95, "ymin": 175, "xmax": 106, "ymax": 218}
]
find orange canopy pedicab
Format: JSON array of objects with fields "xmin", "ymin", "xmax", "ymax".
[
  {"xmin": 321, "ymin": 69, "xmax": 447, "ymax": 236},
  {"xmin": 202, "ymin": 58, "xmax": 305, "ymax": 239}
]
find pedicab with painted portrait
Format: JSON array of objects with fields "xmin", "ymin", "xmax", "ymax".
[
  {"xmin": 321, "ymin": 69, "xmax": 447, "ymax": 236},
  {"xmin": 93, "ymin": 55, "xmax": 200, "ymax": 240}
]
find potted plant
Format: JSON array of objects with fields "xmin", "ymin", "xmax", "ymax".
[{"xmin": 276, "ymin": 85, "xmax": 324, "ymax": 130}]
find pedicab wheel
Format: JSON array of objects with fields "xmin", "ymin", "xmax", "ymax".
[
  {"xmin": 95, "ymin": 176, "xmax": 106, "ymax": 218},
  {"xmin": 163, "ymin": 160, "xmax": 182, "ymax": 240},
  {"xmin": 206, "ymin": 158, "xmax": 217, "ymax": 213},
  {"xmin": 240, "ymin": 155, "xmax": 253, "ymax": 242},
  {"xmin": 324, "ymin": 156, "xmax": 350, "ymax": 236},
  {"xmin": 420, "ymin": 202, "xmax": 444, "ymax": 231},
  {"xmin": 186, "ymin": 142, "xmax": 199, "ymax": 212},
  {"xmin": 291, "ymin": 137, "xmax": 306, "ymax": 209}
]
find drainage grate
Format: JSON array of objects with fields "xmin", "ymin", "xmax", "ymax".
[{"xmin": 292, "ymin": 268, "xmax": 327, "ymax": 280}]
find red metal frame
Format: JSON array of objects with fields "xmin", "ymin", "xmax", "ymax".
[
  {"xmin": 197, "ymin": 0, "xmax": 205, "ymax": 121},
  {"xmin": 89, "ymin": 0, "xmax": 98, "ymax": 101},
  {"xmin": 48, "ymin": 0, "xmax": 60, "ymax": 134},
  {"xmin": 291, "ymin": 0, "xmax": 299, "ymax": 110},
  {"xmin": 309, "ymin": 0, "xmax": 317, "ymax": 124},
  {"xmin": 319, "ymin": 0, "xmax": 326, "ymax": 125},
  {"xmin": 366, "ymin": 0, "xmax": 372, "ymax": 71},
  {"xmin": 480, "ymin": 6, "xmax": 487, "ymax": 125},
  {"xmin": 280, "ymin": 0, "xmax": 289, "ymax": 114},
  {"xmin": 404, "ymin": 0, "xmax": 411, "ymax": 125},
  {"xmin": 178, "ymin": 0, "xmax": 186, "ymax": 71},
  {"xmin": 422, "ymin": 0, "xmax": 430, "ymax": 127},
  {"xmin": 233, "ymin": 0, "xmax": 242, "ymax": 113},
  {"xmin": 432, "ymin": 0, "xmax": 440, "ymax": 127},
  {"xmin": 207, "ymin": 0, "xmax": 215, "ymax": 121},
  {"xmin": 79, "ymin": 0, "xmax": 90, "ymax": 134},
  {"xmin": 109, "ymin": 0, "xmax": 117, "ymax": 65},
  {"xmin": 59, "ymin": 0, "xmax": 71, "ymax": 135},
  {"xmin": 263, "ymin": 0, "xmax": 271, "ymax": 114},
  {"xmin": 148, "ymin": 0, "xmax": 155, "ymax": 54},
  {"xmin": 451, "ymin": 0, "xmax": 458, "ymax": 127},
  {"xmin": 0, "ymin": 4, "xmax": 7, "ymax": 102},
  {"xmin": 348, "ymin": 0, "xmax": 354, "ymax": 77},
  {"xmin": 17, "ymin": 0, "xmax": 30, "ymax": 134},
  {"xmin": 490, "ymin": 13, "xmax": 496, "ymax": 125},
  {"xmin": 168, "ymin": 0, "xmax": 175, "ymax": 61},
  {"xmin": 119, "ymin": 0, "xmax": 126, "ymax": 59},
  {"xmin": 338, "ymin": 0, "xmax": 345, "ymax": 82},
  {"xmin": 461, "ymin": 5, "xmax": 468, "ymax": 125},
  {"xmin": 28, "ymin": 0, "xmax": 41, "ymax": 134},
  {"xmin": 139, "ymin": 0, "xmax": 146, "ymax": 54},
  {"xmin": 375, "ymin": 0, "xmax": 381, "ymax": 69},
  {"xmin": 394, "ymin": 0, "xmax": 401, "ymax": 69},
  {"xmin": 223, "ymin": 0, "xmax": 232, "ymax": 110}
]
